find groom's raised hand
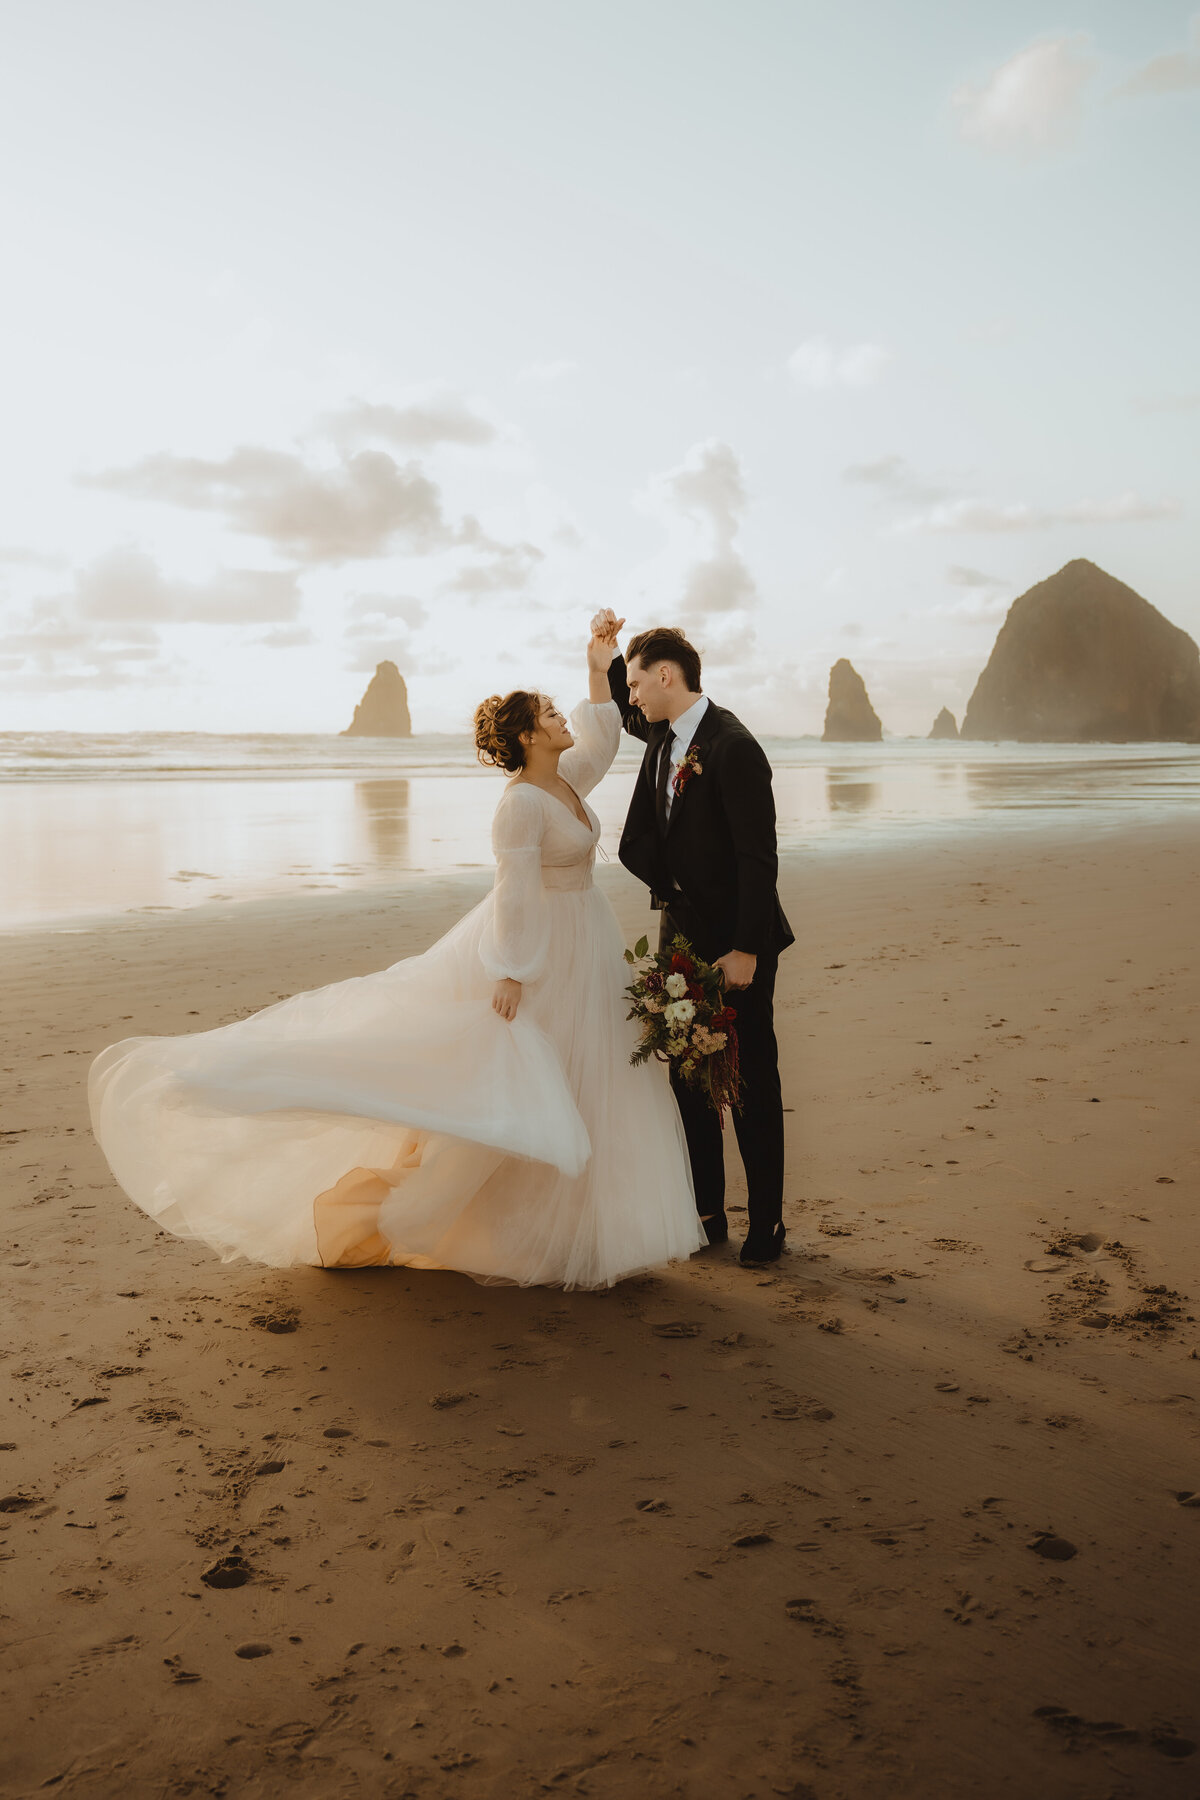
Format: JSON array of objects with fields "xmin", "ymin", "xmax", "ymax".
[
  {"xmin": 587, "ymin": 609, "xmax": 625, "ymax": 673},
  {"xmin": 589, "ymin": 607, "xmax": 624, "ymax": 649}
]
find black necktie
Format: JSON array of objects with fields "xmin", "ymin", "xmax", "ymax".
[{"xmin": 655, "ymin": 730, "xmax": 672, "ymax": 834}]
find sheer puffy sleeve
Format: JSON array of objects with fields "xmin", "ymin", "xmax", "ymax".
[
  {"xmin": 478, "ymin": 784, "xmax": 550, "ymax": 983},
  {"xmin": 558, "ymin": 699, "xmax": 622, "ymax": 798}
]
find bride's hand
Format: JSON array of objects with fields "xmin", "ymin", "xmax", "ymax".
[
  {"xmin": 492, "ymin": 978, "xmax": 522, "ymax": 1021},
  {"xmin": 587, "ymin": 612, "xmax": 625, "ymax": 671}
]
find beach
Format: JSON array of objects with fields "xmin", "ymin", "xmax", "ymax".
[{"xmin": 2, "ymin": 816, "xmax": 1198, "ymax": 1799}]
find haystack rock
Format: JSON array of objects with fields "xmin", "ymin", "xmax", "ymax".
[
  {"xmin": 342, "ymin": 661, "xmax": 413, "ymax": 737},
  {"xmin": 961, "ymin": 560, "xmax": 1200, "ymax": 743},
  {"xmin": 928, "ymin": 707, "xmax": 958, "ymax": 740},
  {"xmin": 823, "ymin": 659, "xmax": 883, "ymax": 742}
]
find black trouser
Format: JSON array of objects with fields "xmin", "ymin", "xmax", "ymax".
[{"xmin": 660, "ymin": 904, "xmax": 785, "ymax": 1239}]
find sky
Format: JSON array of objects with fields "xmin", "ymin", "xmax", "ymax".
[{"xmin": 0, "ymin": 0, "xmax": 1196, "ymax": 736}]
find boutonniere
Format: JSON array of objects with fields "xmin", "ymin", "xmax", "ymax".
[{"xmin": 672, "ymin": 745, "xmax": 703, "ymax": 796}]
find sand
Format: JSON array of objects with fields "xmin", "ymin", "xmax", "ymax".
[{"xmin": 1, "ymin": 822, "xmax": 1198, "ymax": 1799}]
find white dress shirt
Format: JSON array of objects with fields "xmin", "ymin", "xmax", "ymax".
[{"xmin": 663, "ymin": 694, "xmax": 709, "ymax": 817}]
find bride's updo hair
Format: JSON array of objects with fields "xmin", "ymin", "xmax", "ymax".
[{"xmin": 473, "ymin": 689, "xmax": 545, "ymax": 773}]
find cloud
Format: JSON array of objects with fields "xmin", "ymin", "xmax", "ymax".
[
  {"xmin": 946, "ymin": 563, "xmax": 1005, "ymax": 588},
  {"xmin": 254, "ymin": 626, "xmax": 314, "ymax": 649},
  {"xmin": 843, "ymin": 455, "xmax": 907, "ymax": 486},
  {"xmin": 926, "ymin": 593, "xmax": 1012, "ymax": 624},
  {"xmin": 347, "ymin": 593, "xmax": 429, "ymax": 628},
  {"xmin": 1116, "ymin": 18, "xmax": 1200, "ymax": 96},
  {"xmin": 788, "ymin": 338, "xmax": 890, "ymax": 390},
  {"xmin": 0, "ymin": 546, "xmax": 67, "ymax": 569},
  {"xmin": 342, "ymin": 627, "xmax": 457, "ymax": 677},
  {"xmin": 651, "ymin": 440, "xmax": 758, "ymax": 621},
  {"xmin": 439, "ymin": 540, "xmax": 545, "ymax": 597},
  {"xmin": 70, "ymin": 546, "xmax": 301, "ymax": 623},
  {"xmin": 339, "ymin": 591, "xmax": 462, "ymax": 677},
  {"xmin": 0, "ymin": 547, "xmax": 303, "ymax": 690},
  {"xmin": 83, "ymin": 437, "xmax": 542, "ymax": 585},
  {"xmin": 953, "ymin": 35, "xmax": 1098, "ymax": 156},
  {"xmin": 82, "ymin": 446, "xmax": 469, "ymax": 566},
  {"xmin": 318, "ymin": 394, "xmax": 498, "ymax": 451},
  {"xmin": 0, "ymin": 597, "xmax": 172, "ymax": 691},
  {"xmin": 897, "ymin": 492, "xmax": 1181, "ymax": 533},
  {"xmin": 842, "ymin": 454, "xmax": 948, "ymax": 505}
]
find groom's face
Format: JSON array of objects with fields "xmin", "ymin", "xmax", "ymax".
[{"xmin": 626, "ymin": 656, "xmax": 671, "ymax": 723}]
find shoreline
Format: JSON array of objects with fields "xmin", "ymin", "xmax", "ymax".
[
  {"xmin": 2, "ymin": 818, "xmax": 1198, "ymax": 1797},
  {"xmin": 3, "ymin": 805, "xmax": 1193, "ymax": 941}
]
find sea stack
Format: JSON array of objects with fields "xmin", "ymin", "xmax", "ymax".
[
  {"xmin": 342, "ymin": 661, "xmax": 413, "ymax": 737},
  {"xmin": 961, "ymin": 560, "xmax": 1200, "ymax": 742},
  {"xmin": 928, "ymin": 707, "xmax": 959, "ymax": 740},
  {"xmin": 823, "ymin": 659, "xmax": 883, "ymax": 742}
]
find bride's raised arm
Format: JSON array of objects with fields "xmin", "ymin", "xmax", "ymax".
[
  {"xmin": 479, "ymin": 783, "xmax": 551, "ymax": 986},
  {"xmin": 558, "ymin": 621, "xmax": 624, "ymax": 798}
]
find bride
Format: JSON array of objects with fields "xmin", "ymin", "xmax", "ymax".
[{"xmin": 88, "ymin": 620, "xmax": 705, "ymax": 1289}]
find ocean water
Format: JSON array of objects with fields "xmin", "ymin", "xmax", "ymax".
[{"xmin": 2, "ymin": 730, "xmax": 1198, "ymax": 930}]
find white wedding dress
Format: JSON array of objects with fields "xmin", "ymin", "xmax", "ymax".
[{"xmin": 88, "ymin": 700, "xmax": 704, "ymax": 1289}]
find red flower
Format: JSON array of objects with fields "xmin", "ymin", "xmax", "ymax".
[
  {"xmin": 670, "ymin": 953, "xmax": 694, "ymax": 976},
  {"xmin": 672, "ymin": 747, "xmax": 703, "ymax": 795},
  {"xmin": 686, "ymin": 983, "xmax": 704, "ymax": 1002}
]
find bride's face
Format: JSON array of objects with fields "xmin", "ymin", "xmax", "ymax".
[{"xmin": 528, "ymin": 699, "xmax": 573, "ymax": 755}]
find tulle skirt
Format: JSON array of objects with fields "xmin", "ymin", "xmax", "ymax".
[{"xmin": 88, "ymin": 885, "xmax": 704, "ymax": 1289}]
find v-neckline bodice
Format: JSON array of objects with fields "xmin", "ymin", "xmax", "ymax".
[{"xmin": 516, "ymin": 778, "xmax": 593, "ymax": 833}]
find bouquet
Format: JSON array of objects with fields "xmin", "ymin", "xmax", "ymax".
[{"xmin": 623, "ymin": 933, "xmax": 741, "ymax": 1121}]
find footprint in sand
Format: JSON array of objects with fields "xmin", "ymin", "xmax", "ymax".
[
  {"xmin": 201, "ymin": 1551, "xmax": 253, "ymax": 1589},
  {"xmin": 1028, "ymin": 1532, "xmax": 1077, "ymax": 1561},
  {"xmin": 250, "ymin": 1308, "xmax": 299, "ymax": 1334}
]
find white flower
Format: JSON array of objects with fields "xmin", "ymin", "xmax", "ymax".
[
  {"xmin": 665, "ymin": 973, "xmax": 688, "ymax": 998},
  {"xmin": 663, "ymin": 998, "xmax": 696, "ymax": 1026}
]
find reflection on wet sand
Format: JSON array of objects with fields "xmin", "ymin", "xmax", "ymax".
[
  {"xmin": 825, "ymin": 767, "xmax": 882, "ymax": 813},
  {"xmin": 6, "ymin": 742, "xmax": 1200, "ymax": 929},
  {"xmin": 355, "ymin": 779, "xmax": 410, "ymax": 865},
  {"xmin": 963, "ymin": 753, "xmax": 1200, "ymax": 813}
]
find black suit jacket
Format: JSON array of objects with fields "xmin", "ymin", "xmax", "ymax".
[{"xmin": 607, "ymin": 657, "xmax": 794, "ymax": 960}]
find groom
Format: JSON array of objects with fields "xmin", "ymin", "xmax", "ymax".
[{"xmin": 593, "ymin": 613, "xmax": 794, "ymax": 1266}]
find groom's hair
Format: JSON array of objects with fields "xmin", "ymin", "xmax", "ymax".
[{"xmin": 625, "ymin": 627, "xmax": 702, "ymax": 694}]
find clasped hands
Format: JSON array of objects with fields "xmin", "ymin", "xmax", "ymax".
[{"xmin": 587, "ymin": 608, "xmax": 624, "ymax": 671}]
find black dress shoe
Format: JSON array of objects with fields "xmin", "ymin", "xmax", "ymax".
[
  {"xmin": 700, "ymin": 1212, "xmax": 728, "ymax": 1246},
  {"xmin": 739, "ymin": 1221, "xmax": 786, "ymax": 1266}
]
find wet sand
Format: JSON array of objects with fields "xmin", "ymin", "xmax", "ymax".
[{"xmin": 1, "ymin": 823, "xmax": 1198, "ymax": 1799}]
